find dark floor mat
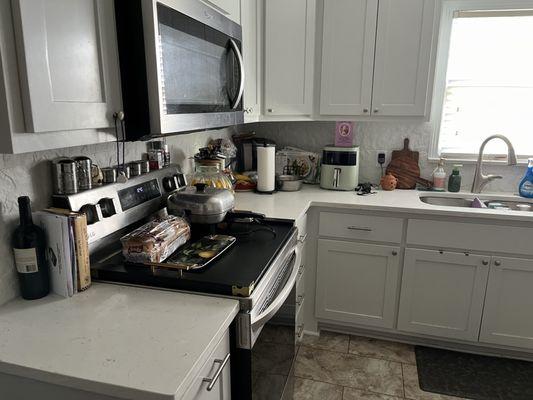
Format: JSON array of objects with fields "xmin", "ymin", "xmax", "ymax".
[{"xmin": 415, "ymin": 346, "xmax": 533, "ymax": 400}]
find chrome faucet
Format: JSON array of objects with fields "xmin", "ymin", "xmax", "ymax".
[{"xmin": 471, "ymin": 134, "xmax": 517, "ymax": 194}]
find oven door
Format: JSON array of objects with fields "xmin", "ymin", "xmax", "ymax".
[
  {"xmin": 142, "ymin": 0, "xmax": 244, "ymax": 134},
  {"xmin": 232, "ymin": 250, "xmax": 298, "ymax": 400}
]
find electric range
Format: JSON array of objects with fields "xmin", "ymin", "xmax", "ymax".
[{"xmin": 54, "ymin": 165, "xmax": 300, "ymax": 400}]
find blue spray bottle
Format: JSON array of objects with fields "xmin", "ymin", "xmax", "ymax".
[{"xmin": 519, "ymin": 158, "xmax": 533, "ymax": 198}]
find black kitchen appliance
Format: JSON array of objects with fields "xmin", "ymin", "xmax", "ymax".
[{"xmin": 54, "ymin": 165, "xmax": 299, "ymax": 400}]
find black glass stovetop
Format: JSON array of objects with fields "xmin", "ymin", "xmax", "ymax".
[{"xmin": 91, "ymin": 218, "xmax": 295, "ymax": 297}]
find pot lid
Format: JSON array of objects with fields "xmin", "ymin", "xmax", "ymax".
[{"xmin": 167, "ymin": 184, "xmax": 234, "ymax": 216}]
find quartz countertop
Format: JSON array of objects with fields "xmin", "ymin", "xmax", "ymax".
[
  {"xmin": 235, "ymin": 185, "xmax": 533, "ymax": 223},
  {"xmin": 0, "ymin": 283, "xmax": 239, "ymax": 400}
]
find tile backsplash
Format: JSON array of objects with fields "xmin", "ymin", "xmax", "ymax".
[
  {"xmin": 248, "ymin": 121, "xmax": 525, "ymax": 192},
  {"xmin": 0, "ymin": 127, "xmax": 234, "ymax": 306}
]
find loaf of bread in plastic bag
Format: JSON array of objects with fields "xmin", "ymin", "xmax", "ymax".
[{"xmin": 121, "ymin": 215, "xmax": 191, "ymax": 263}]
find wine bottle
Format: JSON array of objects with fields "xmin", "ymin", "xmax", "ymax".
[{"xmin": 12, "ymin": 196, "xmax": 49, "ymax": 300}]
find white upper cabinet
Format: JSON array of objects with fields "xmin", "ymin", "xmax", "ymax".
[
  {"xmin": 264, "ymin": 0, "xmax": 316, "ymax": 116},
  {"xmin": 319, "ymin": 0, "xmax": 377, "ymax": 116},
  {"xmin": 371, "ymin": 0, "xmax": 437, "ymax": 116},
  {"xmin": 480, "ymin": 257, "xmax": 533, "ymax": 350},
  {"xmin": 11, "ymin": 0, "xmax": 122, "ymax": 133},
  {"xmin": 241, "ymin": 0, "xmax": 261, "ymax": 121},
  {"xmin": 200, "ymin": 0, "xmax": 241, "ymax": 24}
]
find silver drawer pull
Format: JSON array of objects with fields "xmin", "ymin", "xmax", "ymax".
[
  {"xmin": 297, "ymin": 324, "xmax": 304, "ymax": 339},
  {"xmin": 297, "ymin": 233, "xmax": 308, "ymax": 244},
  {"xmin": 203, "ymin": 353, "xmax": 230, "ymax": 391},
  {"xmin": 297, "ymin": 294, "xmax": 305, "ymax": 306},
  {"xmin": 347, "ymin": 226, "xmax": 373, "ymax": 232}
]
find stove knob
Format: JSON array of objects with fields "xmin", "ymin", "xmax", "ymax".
[
  {"xmin": 163, "ymin": 176, "xmax": 178, "ymax": 192},
  {"xmin": 79, "ymin": 204, "xmax": 99, "ymax": 225},
  {"xmin": 98, "ymin": 198, "xmax": 116, "ymax": 218}
]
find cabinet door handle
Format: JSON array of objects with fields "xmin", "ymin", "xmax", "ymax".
[
  {"xmin": 363, "ymin": 108, "xmax": 369, "ymax": 113},
  {"xmin": 392, "ymin": 250, "xmax": 398, "ymax": 256},
  {"xmin": 482, "ymin": 260, "xmax": 489, "ymax": 266},
  {"xmin": 297, "ymin": 324, "xmax": 304, "ymax": 339},
  {"xmin": 494, "ymin": 260, "xmax": 502, "ymax": 266},
  {"xmin": 373, "ymin": 109, "xmax": 379, "ymax": 113},
  {"xmin": 268, "ymin": 108, "xmax": 274, "ymax": 113},
  {"xmin": 347, "ymin": 226, "xmax": 373, "ymax": 232},
  {"xmin": 203, "ymin": 353, "xmax": 230, "ymax": 391}
]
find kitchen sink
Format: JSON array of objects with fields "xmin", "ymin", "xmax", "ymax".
[{"xmin": 419, "ymin": 195, "xmax": 533, "ymax": 212}]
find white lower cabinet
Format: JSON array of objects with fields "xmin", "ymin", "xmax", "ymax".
[
  {"xmin": 315, "ymin": 239, "xmax": 401, "ymax": 328},
  {"xmin": 397, "ymin": 249, "xmax": 489, "ymax": 342},
  {"xmin": 182, "ymin": 330, "xmax": 231, "ymax": 400},
  {"xmin": 480, "ymin": 257, "xmax": 533, "ymax": 350}
]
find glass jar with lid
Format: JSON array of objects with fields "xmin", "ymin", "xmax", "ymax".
[{"xmin": 189, "ymin": 165, "xmax": 233, "ymax": 191}]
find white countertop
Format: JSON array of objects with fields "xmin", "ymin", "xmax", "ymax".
[
  {"xmin": 235, "ymin": 185, "xmax": 533, "ymax": 223},
  {"xmin": 0, "ymin": 283, "xmax": 239, "ymax": 400}
]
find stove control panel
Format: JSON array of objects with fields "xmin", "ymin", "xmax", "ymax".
[{"xmin": 51, "ymin": 165, "xmax": 181, "ymax": 251}]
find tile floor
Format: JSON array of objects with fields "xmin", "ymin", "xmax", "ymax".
[{"xmin": 293, "ymin": 331, "xmax": 469, "ymax": 400}]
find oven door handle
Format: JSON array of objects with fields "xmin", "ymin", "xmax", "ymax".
[
  {"xmin": 251, "ymin": 250, "xmax": 298, "ymax": 330},
  {"xmin": 229, "ymin": 38, "xmax": 244, "ymax": 110}
]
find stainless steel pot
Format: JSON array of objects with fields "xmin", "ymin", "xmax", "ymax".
[{"xmin": 167, "ymin": 183, "xmax": 235, "ymax": 224}]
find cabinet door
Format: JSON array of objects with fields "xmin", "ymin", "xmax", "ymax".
[
  {"xmin": 12, "ymin": 0, "xmax": 121, "ymax": 133},
  {"xmin": 201, "ymin": 0, "xmax": 241, "ymax": 24},
  {"xmin": 182, "ymin": 331, "xmax": 231, "ymax": 400},
  {"xmin": 371, "ymin": 0, "xmax": 437, "ymax": 116},
  {"xmin": 319, "ymin": 0, "xmax": 377, "ymax": 116},
  {"xmin": 264, "ymin": 0, "xmax": 316, "ymax": 116},
  {"xmin": 241, "ymin": 0, "xmax": 261, "ymax": 120},
  {"xmin": 398, "ymin": 249, "xmax": 489, "ymax": 341},
  {"xmin": 480, "ymin": 257, "xmax": 533, "ymax": 350},
  {"xmin": 316, "ymin": 240, "xmax": 401, "ymax": 328}
]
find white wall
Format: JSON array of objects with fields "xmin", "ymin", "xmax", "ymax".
[
  {"xmin": 0, "ymin": 127, "xmax": 234, "ymax": 306},
  {"xmin": 248, "ymin": 121, "xmax": 525, "ymax": 192}
]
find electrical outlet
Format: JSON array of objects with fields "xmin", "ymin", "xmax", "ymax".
[{"xmin": 376, "ymin": 150, "xmax": 389, "ymax": 167}]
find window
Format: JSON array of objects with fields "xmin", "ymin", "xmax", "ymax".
[{"xmin": 433, "ymin": 2, "xmax": 533, "ymax": 159}]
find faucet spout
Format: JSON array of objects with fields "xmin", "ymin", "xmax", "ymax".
[{"xmin": 471, "ymin": 134, "xmax": 517, "ymax": 194}]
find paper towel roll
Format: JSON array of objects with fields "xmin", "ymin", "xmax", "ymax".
[{"xmin": 257, "ymin": 145, "xmax": 276, "ymax": 192}]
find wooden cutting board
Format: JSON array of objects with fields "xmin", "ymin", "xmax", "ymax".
[
  {"xmin": 386, "ymin": 138, "xmax": 431, "ymax": 189},
  {"xmin": 391, "ymin": 138, "xmax": 419, "ymax": 163}
]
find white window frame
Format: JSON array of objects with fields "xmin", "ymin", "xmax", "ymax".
[{"xmin": 430, "ymin": 0, "xmax": 533, "ymax": 163}]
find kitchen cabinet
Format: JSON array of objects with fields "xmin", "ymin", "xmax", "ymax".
[
  {"xmin": 315, "ymin": 239, "xmax": 401, "ymax": 329},
  {"xmin": 264, "ymin": 0, "xmax": 316, "ymax": 116},
  {"xmin": 11, "ymin": 0, "xmax": 122, "ymax": 133},
  {"xmin": 397, "ymin": 249, "xmax": 489, "ymax": 341},
  {"xmin": 241, "ymin": 0, "xmax": 261, "ymax": 121},
  {"xmin": 371, "ymin": 0, "xmax": 437, "ymax": 116},
  {"xmin": 318, "ymin": 0, "xmax": 437, "ymax": 118},
  {"xmin": 201, "ymin": 0, "xmax": 241, "ymax": 23},
  {"xmin": 319, "ymin": 0, "xmax": 377, "ymax": 116},
  {"xmin": 480, "ymin": 257, "xmax": 533, "ymax": 350},
  {"xmin": 182, "ymin": 330, "xmax": 231, "ymax": 400}
]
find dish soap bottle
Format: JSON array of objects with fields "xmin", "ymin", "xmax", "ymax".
[
  {"xmin": 432, "ymin": 158, "xmax": 446, "ymax": 191},
  {"xmin": 519, "ymin": 158, "xmax": 533, "ymax": 198},
  {"xmin": 448, "ymin": 164, "xmax": 462, "ymax": 193}
]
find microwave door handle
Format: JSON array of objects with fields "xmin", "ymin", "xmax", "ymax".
[
  {"xmin": 228, "ymin": 38, "xmax": 244, "ymax": 110},
  {"xmin": 251, "ymin": 251, "xmax": 298, "ymax": 330}
]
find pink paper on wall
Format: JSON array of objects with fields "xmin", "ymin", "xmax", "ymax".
[{"xmin": 335, "ymin": 121, "xmax": 355, "ymax": 147}]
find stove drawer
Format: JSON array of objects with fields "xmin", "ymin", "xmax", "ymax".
[{"xmin": 319, "ymin": 212, "xmax": 403, "ymax": 243}]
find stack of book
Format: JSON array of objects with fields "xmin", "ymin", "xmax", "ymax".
[{"xmin": 34, "ymin": 209, "xmax": 91, "ymax": 297}]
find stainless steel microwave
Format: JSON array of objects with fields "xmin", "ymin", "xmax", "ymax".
[{"xmin": 115, "ymin": 0, "xmax": 244, "ymax": 140}]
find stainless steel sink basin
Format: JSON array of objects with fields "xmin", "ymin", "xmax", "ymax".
[{"xmin": 420, "ymin": 195, "xmax": 533, "ymax": 212}]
